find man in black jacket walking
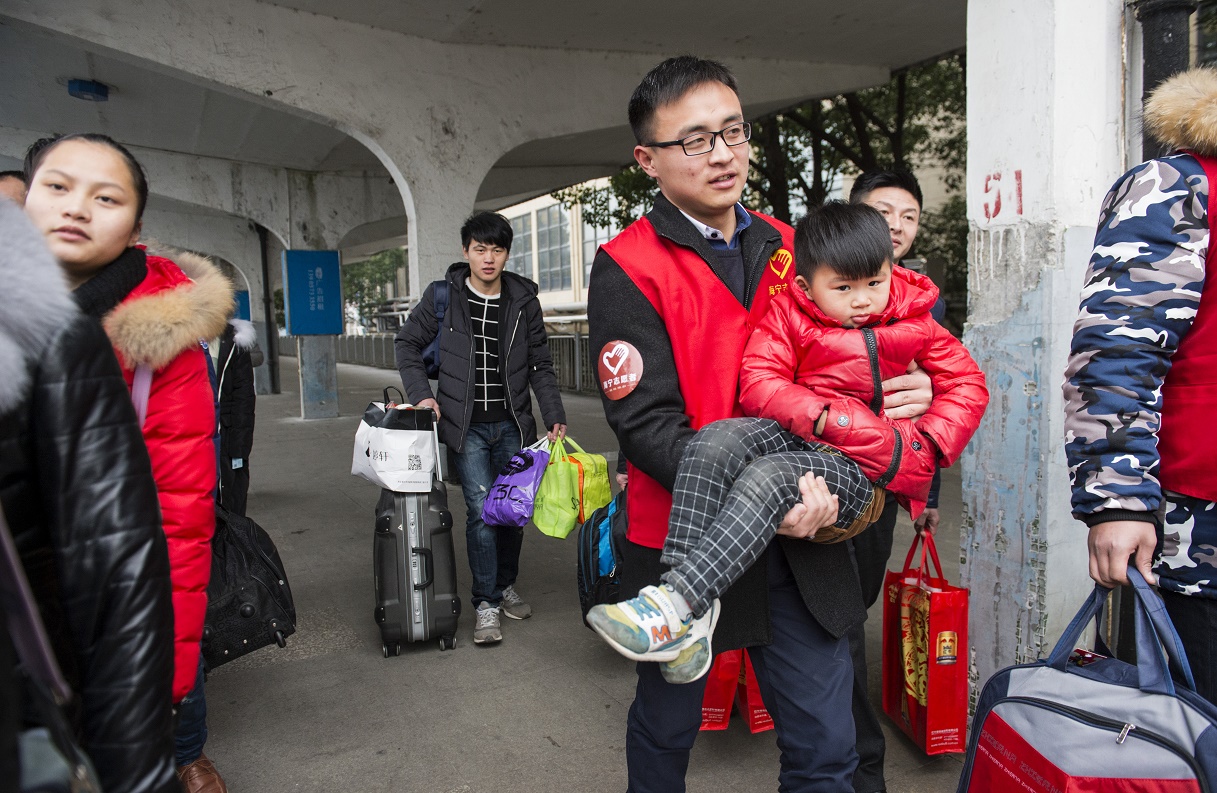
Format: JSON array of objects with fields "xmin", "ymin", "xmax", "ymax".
[{"xmin": 395, "ymin": 212, "xmax": 566, "ymax": 646}]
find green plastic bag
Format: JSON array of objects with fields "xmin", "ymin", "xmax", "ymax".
[
  {"xmin": 534, "ymin": 437, "xmax": 581, "ymax": 539},
  {"xmin": 565, "ymin": 436, "xmax": 612, "ymax": 522},
  {"xmin": 534, "ymin": 436, "xmax": 612, "ymax": 539}
]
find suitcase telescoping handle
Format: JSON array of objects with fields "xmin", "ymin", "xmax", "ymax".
[
  {"xmin": 1046, "ymin": 569, "xmax": 1196, "ymax": 697},
  {"xmin": 412, "ymin": 546, "xmax": 433, "ymax": 590}
]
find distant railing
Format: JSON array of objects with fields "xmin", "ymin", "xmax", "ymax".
[
  {"xmin": 279, "ymin": 333, "xmax": 599, "ymax": 394},
  {"xmin": 546, "ymin": 334, "xmax": 599, "ymax": 394}
]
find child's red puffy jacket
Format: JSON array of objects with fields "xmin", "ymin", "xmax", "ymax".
[{"xmin": 739, "ymin": 266, "xmax": 988, "ymax": 517}]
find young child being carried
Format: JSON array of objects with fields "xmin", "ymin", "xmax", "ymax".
[{"xmin": 586, "ymin": 201, "xmax": 989, "ymax": 683}]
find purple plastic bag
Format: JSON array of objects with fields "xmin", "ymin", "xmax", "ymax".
[{"xmin": 481, "ymin": 439, "xmax": 551, "ymax": 527}]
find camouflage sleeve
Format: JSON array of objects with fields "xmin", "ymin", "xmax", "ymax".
[{"xmin": 1063, "ymin": 155, "xmax": 1209, "ymax": 525}]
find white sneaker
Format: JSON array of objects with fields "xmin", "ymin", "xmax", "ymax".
[
  {"xmin": 586, "ymin": 585, "xmax": 718, "ymax": 664},
  {"xmin": 660, "ymin": 602, "xmax": 721, "ymax": 684}
]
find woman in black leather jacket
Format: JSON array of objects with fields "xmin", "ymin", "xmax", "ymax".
[{"xmin": 0, "ymin": 200, "xmax": 178, "ymax": 793}]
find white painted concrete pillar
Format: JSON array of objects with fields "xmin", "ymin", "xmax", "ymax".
[
  {"xmin": 962, "ymin": 0, "xmax": 1127, "ymax": 691},
  {"xmin": 373, "ymin": 145, "xmax": 490, "ymax": 294}
]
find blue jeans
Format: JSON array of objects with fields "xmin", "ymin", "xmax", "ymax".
[
  {"xmin": 174, "ymin": 654, "xmax": 207, "ymax": 767},
  {"xmin": 454, "ymin": 420, "xmax": 524, "ymax": 608},
  {"xmin": 626, "ymin": 548, "xmax": 857, "ymax": 793}
]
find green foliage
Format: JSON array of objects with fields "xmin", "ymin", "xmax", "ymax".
[
  {"xmin": 557, "ymin": 54, "xmax": 965, "ymax": 228},
  {"xmin": 273, "ymin": 287, "xmax": 284, "ymax": 330},
  {"xmin": 343, "ymin": 247, "xmax": 406, "ymax": 330},
  {"xmin": 761, "ymin": 52, "xmax": 967, "ymax": 218},
  {"xmin": 555, "ymin": 166, "xmax": 658, "ymax": 229}
]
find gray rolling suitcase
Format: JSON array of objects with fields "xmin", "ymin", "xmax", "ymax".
[{"xmin": 372, "ymin": 404, "xmax": 461, "ymax": 656}]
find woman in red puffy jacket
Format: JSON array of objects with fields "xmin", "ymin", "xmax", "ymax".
[
  {"xmin": 23, "ymin": 133, "xmax": 232, "ymax": 791},
  {"xmin": 586, "ymin": 202, "xmax": 988, "ymax": 684}
]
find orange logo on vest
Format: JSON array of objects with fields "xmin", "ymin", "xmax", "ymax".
[{"xmin": 768, "ymin": 249, "xmax": 792, "ymax": 280}]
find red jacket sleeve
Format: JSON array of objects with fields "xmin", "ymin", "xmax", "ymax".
[
  {"xmin": 912, "ymin": 320, "xmax": 989, "ymax": 467},
  {"xmin": 739, "ymin": 299, "xmax": 831, "ymax": 440},
  {"xmin": 143, "ymin": 345, "xmax": 216, "ymax": 701}
]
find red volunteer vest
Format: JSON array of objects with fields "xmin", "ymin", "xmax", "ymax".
[
  {"xmin": 602, "ymin": 212, "xmax": 796, "ymax": 548},
  {"xmin": 1158, "ymin": 153, "xmax": 1217, "ymax": 501}
]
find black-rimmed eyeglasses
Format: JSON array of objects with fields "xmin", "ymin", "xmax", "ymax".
[{"xmin": 645, "ymin": 122, "xmax": 752, "ymax": 156}]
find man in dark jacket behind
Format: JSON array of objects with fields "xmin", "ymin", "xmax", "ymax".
[
  {"xmin": 0, "ymin": 200, "xmax": 177, "ymax": 793},
  {"xmin": 217, "ymin": 317, "xmax": 263, "ymax": 516},
  {"xmin": 395, "ymin": 212, "xmax": 567, "ymax": 646}
]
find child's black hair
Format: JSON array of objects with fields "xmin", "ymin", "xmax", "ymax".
[
  {"xmin": 793, "ymin": 201, "xmax": 893, "ymax": 281},
  {"xmin": 460, "ymin": 211, "xmax": 513, "ymax": 252}
]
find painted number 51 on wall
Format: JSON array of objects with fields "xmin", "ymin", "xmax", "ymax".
[{"xmin": 982, "ymin": 169, "xmax": 1023, "ymax": 221}]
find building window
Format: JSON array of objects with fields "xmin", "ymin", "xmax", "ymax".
[
  {"xmin": 506, "ymin": 214, "xmax": 533, "ymax": 277},
  {"xmin": 536, "ymin": 204, "xmax": 571, "ymax": 292},
  {"xmin": 581, "ymin": 190, "xmax": 619, "ymax": 282}
]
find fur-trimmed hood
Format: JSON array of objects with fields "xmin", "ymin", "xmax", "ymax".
[
  {"xmin": 229, "ymin": 318, "xmax": 258, "ymax": 350},
  {"xmin": 1145, "ymin": 67, "xmax": 1217, "ymax": 157},
  {"xmin": 0, "ymin": 200, "xmax": 78, "ymax": 413},
  {"xmin": 104, "ymin": 246, "xmax": 234, "ymax": 371}
]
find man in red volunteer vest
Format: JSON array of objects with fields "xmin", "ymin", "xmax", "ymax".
[
  {"xmin": 587, "ymin": 56, "xmax": 933, "ymax": 792},
  {"xmin": 1065, "ymin": 67, "xmax": 1217, "ymax": 705}
]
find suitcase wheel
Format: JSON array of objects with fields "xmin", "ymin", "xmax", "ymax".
[
  {"xmin": 440, "ymin": 635, "xmax": 456, "ymax": 651},
  {"xmin": 274, "ymin": 630, "xmax": 287, "ymax": 649},
  {"xmin": 382, "ymin": 642, "xmax": 401, "ymax": 658}
]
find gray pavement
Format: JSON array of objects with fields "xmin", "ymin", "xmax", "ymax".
[{"xmin": 206, "ymin": 357, "xmax": 965, "ymax": 792}]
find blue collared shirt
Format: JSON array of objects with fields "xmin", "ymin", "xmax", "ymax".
[{"xmin": 678, "ymin": 203, "xmax": 752, "ymax": 250}]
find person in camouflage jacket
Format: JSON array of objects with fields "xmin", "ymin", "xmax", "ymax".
[{"xmin": 1064, "ymin": 67, "xmax": 1217, "ymax": 704}]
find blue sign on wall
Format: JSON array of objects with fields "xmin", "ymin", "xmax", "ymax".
[
  {"xmin": 234, "ymin": 290, "xmax": 251, "ymax": 321},
  {"xmin": 282, "ymin": 250, "xmax": 343, "ymax": 335}
]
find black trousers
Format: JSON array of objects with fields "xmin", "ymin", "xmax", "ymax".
[
  {"xmin": 626, "ymin": 548, "xmax": 857, "ymax": 793},
  {"xmin": 847, "ymin": 498, "xmax": 898, "ymax": 793},
  {"xmin": 1161, "ymin": 589, "xmax": 1217, "ymax": 706}
]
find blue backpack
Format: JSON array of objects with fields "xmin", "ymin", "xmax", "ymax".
[
  {"xmin": 577, "ymin": 489, "xmax": 627, "ymax": 626},
  {"xmin": 421, "ymin": 280, "xmax": 449, "ymax": 380}
]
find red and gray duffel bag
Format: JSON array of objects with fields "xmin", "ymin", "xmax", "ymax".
[{"xmin": 957, "ymin": 570, "xmax": 1217, "ymax": 792}]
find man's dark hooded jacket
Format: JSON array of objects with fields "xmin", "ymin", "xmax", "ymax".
[{"xmin": 394, "ymin": 263, "xmax": 565, "ymax": 451}]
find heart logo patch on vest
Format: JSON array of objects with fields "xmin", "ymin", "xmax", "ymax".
[
  {"xmin": 598, "ymin": 340, "xmax": 643, "ymax": 401},
  {"xmin": 602, "ymin": 343, "xmax": 629, "ymax": 375},
  {"xmin": 768, "ymin": 249, "xmax": 793, "ymax": 280}
]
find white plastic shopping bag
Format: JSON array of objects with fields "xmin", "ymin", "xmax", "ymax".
[{"xmin": 351, "ymin": 388, "xmax": 439, "ymax": 493}]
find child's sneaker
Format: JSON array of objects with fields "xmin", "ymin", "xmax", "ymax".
[
  {"xmin": 587, "ymin": 585, "xmax": 708, "ymax": 662},
  {"xmin": 660, "ymin": 600, "xmax": 720, "ymax": 684}
]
